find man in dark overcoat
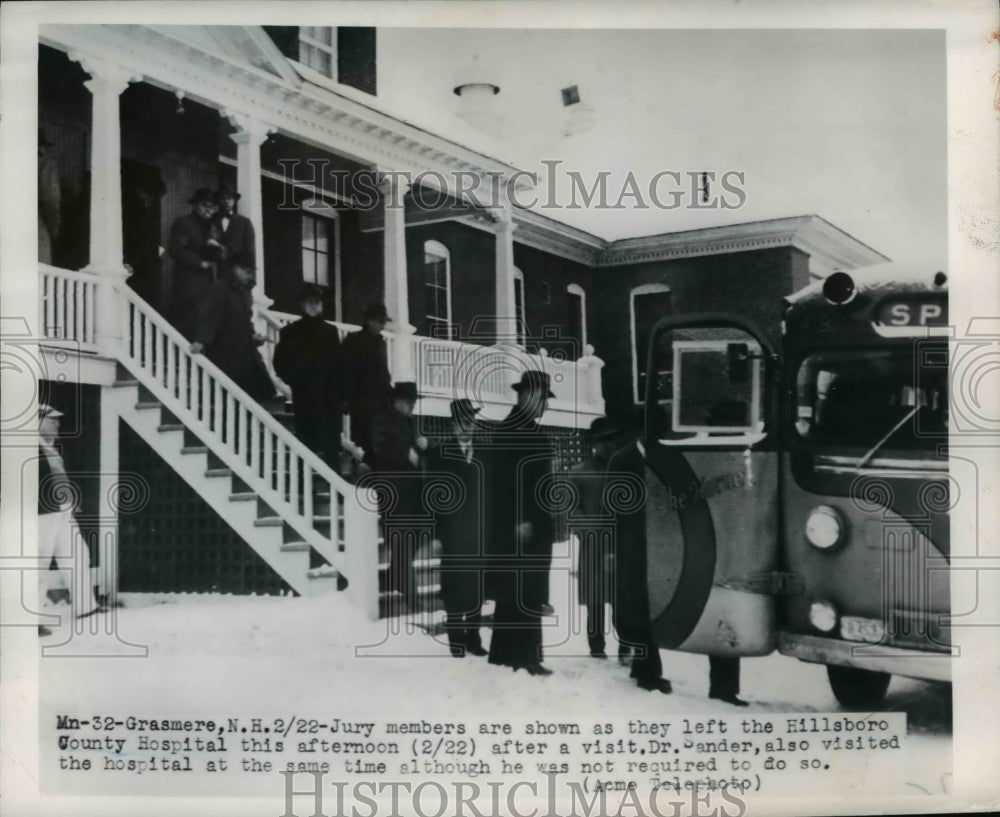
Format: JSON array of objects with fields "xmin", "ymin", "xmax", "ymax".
[
  {"xmin": 214, "ymin": 182, "xmax": 256, "ymax": 266},
  {"xmin": 273, "ymin": 284, "xmax": 345, "ymax": 467},
  {"xmin": 605, "ymin": 436, "xmax": 673, "ymax": 694},
  {"xmin": 427, "ymin": 399, "xmax": 487, "ymax": 657},
  {"xmin": 190, "ymin": 252, "xmax": 273, "ymax": 404},
  {"xmin": 485, "ymin": 371, "xmax": 557, "ymax": 676},
  {"xmin": 168, "ymin": 187, "xmax": 223, "ymax": 339},
  {"xmin": 342, "ymin": 302, "xmax": 392, "ymax": 459},
  {"xmin": 370, "ymin": 382, "xmax": 427, "ymax": 609},
  {"xmin": 567, "ymin": 416, "xmax": 622, "ymax": 659}
]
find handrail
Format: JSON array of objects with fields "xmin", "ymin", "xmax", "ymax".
[{"xmin": 115, "ymin": 282, "xmax": 379, "ymax": 611}]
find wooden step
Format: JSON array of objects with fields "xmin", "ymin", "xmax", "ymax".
[
  {"xmin": 205, "ymin": 467, "xmax": 233, "ymax": 478},
  {"xmin": 158, "ymin": 423, "xmax": 185, "ymax": 433},
  {"xmin": 180, "ymin": 445, "xmax": 209, "ymax": 455},
  {"xmin": 280, "ymin": 541, "xmax": 310, "ymax": 553}
]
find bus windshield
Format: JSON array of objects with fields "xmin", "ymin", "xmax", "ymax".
[{"xmin": 795, "ymin": 348, "xmax": 947, "ymax": 467}]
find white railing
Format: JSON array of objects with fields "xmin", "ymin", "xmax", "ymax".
[
  {"xmin": 39, "ymin": 264, "xmax": 99, "ymax": 351},
  {"xmin": 117, "ymin": 285, "xmax": 380, "ymax": 617},
  {"xmin": 260, "ymin": 310, "xmax": 606, "ymax": 418}
]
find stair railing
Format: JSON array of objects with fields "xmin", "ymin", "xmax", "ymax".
[{"xmin": 115, "ymin": 283, "xmax": 380, "ymax": 618}]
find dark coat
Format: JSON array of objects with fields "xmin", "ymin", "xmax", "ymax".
[
  {"xmin": 194, "ymin": 277, "xmax": 273, "ymax": 402},
  {"xmin": 370, "ymin": 406, "xmax": 423, "ymax": 519},
  {"xmin": 484, "ymin": 406, "xmax": 556, "ymax": 668},
  {"xmin": 168, "ymin": 212, "xmax": 223, "ymax": 339},
  {"xmin": 342, "ymin": 328, "xmax": 391, "ymax": 411},
  {"xmin": 272, "ymin": 316, "xmax": 344, "ymax": 418},
  {"xmin": 215, "ymin": 212, "xmax": 256, "ymax": 265},
  {"xmin": 123, "ymin": 191, "xmax": 162, "ymax": 307},
  {"xmin": 605, "ymin": 441, "xmax": 654, "ymax": 645},
  {"xmin": 426, "ymin": 441, "xmax": 486, "ymax": 613},
  {"xmin": 568, "ymin": 454, "xmax": 614, "ymax": 607}
]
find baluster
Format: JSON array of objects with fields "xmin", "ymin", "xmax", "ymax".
[
  {"xmin": 250, "ymin": 418, "xmax": 264, "ymax": 477},
  {"xmin": 304, "ymin": 464, "xmax": 315, "ymax": 522},
  {"xmin": 288, "ymin": 451, "xmax": 300, "ymax": 516},
  {"xmin": 189, "ymin": 361, "xmax": 200, "ymax": 423},
  {"xmin": 143, "ymin": 307, "xmax": 154, "ymax": 372},
  {"xmin": 262, "ymin": 427, "xmax": 273, "ymax": 490},
  {"xmin": 223, "ymin": 389, "xmax": 233, "ymax": 450}
]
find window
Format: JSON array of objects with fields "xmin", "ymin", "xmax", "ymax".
[
  {"xmin": 672, "ymin": 340, "xmax": 761, "ymax": 434},
  {"xmin": 423, "ymin": 240, "xmax": 453, "ymax": 339},
  {"xmin": 795, "ymin": 348, "xmax": 948, "ymax": 461},
  {"xmin": 301, "ymin": 210, "xmax": 333, "ymax": 286},
  {"xmin": 566, "ymin": 283, "xmax": 587, "ymax": 354},
  {"xmin": 513, "ymin": 267, "xmax": 527, "ymax": 348},
  {"xmin": 299, "ymin": 27, "xmax": 336, "ymax": 78},
  {"xmin": 630, "ymin": 284, "xmax": 672, "ymax": 403}
]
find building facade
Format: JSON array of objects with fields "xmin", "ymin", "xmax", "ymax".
[{"xmin": 35, "ymin": 24, "xmax": 887, "ymax": 610}]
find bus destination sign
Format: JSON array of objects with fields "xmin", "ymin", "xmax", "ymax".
[{"xmin": 875, "ymin": 296, "xmax": 948, "ymax": 328}]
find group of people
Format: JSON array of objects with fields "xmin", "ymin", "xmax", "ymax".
[{"xmin": 360, "ymin": 377, "xmax": 748, "ymax": 705}]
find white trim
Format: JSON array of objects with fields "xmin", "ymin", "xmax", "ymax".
[
  {"xmin": 513, "ymin": 267, "xmax": 527, "ymax": 348},
  {"xmin": 629, "ymin": 283, "xmax": 671, "ymax": 404},
  {"xmin": 566, "ymin": 283, "xmax": 587, "ymax": 349},
  {"xmin": 423, "ymin": 239, "xmax": 453, "ymax": 340},
  {"xmin": 298, "ymin": 27, "xmax": 337, "ymax": 80}
]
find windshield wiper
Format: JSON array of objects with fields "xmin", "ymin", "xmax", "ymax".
[{"xmin": 855, "ymin": 404, "xmax": 922, "ymax": 470}]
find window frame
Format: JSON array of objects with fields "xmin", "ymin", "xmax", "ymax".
[
  {"xmin": 566, "ymin": 283, "xmax": 588, "ymax": 351},
  {"xmin": 513, "ymin": 267, "xmax": 527, "ymax": 348},
  {"xmin": 300, "ymin": 199, "xmax": 341, "ymax": 321},
  {"xmin": 630, "ymin": 283, "xmax": 671, "ymax": 404},
  {"xmin": 422, "ymin": 239, "xmax": 453, "ymax": 340},
  {"xmin": 298, "ymin": 27, "xmax": 337, "ymax": 79}
]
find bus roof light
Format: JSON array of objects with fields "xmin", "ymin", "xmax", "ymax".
[{"xmin": 823, "ymin": 271, "xmax": 857, "ymax": 305}]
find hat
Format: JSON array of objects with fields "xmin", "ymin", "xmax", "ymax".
[
  {"xmin": 39, "ymin": 403, "xmax": 64, "ymax": 419},
  {"xmin": 449, "ymin": 398, "xmax": 482, "ymax": 423},
  {"xmin": 38, "ymin": 127, "xmax": 54, "ymax": 147},
  {"xmin": 189, "ymin": 187, "xmax": 216, "ymax": 205},
  {"xmin": 297, "ymin": 283, "xmax": 324, "ymax": 303},
  {"xmin": 215, "ymin": 182, "xmax": 241, "ymax": 201},
  {"xmin": 512, "ymin": 371, "xmax": 555, "ymax": 399},
  {"xmin": 391, "ymin": 381, "xmax": 418, "ymax": 402},
  {"xmin": 587, "ymin": 416, "xmax": 620, "ymax": 442},
  {"xmin": 363, "ymin": 302, "xmax": 390, "ymax": 322}
]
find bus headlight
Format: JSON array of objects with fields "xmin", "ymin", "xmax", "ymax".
[
  {"xmin": 805, "ymin": 505, "xmax": 843, "ymax": 550},
  {"xmin": 809, "ymin": 600, "xmax": 838, "ymax": 633}
]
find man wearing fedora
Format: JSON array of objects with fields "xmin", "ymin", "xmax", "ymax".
[
  {"xmin": 370, "ymin": 381, "xmax": 427, "ymax": 609},
  {"xmin": 168, "ymin": 187, "xmax": 222, "ymax": 339},
  {"xmin": 37, "ymin": 403, "xmax": 103, "ymax": 634},
  {"xmin": 427, "ymin": 399, "xmax": 488, "ymax": 657},
  {"xmin": 272, "ymin": 284, "xmax": 345, "ymax": 467},
  {"xmin": 342, "ymin": 302, "xmax": 393, "ymax": 459},
  {"xmin": 485, "ymin": 370, "xmax": 557, "ymax": 676},
  {"xmin": 214, "ymin": 182, "xmax": 256, "ymax": 266},
  {"xmin": 567, "ymin": 416, "xmax": 624, "ymax": 660}
]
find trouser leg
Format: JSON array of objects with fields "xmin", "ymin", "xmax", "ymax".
[{"xmin": 709, "ymin": 656, "xmax": 741, "ymax": 698}]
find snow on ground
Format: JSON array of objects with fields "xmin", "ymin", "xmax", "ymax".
[{"xmin": 38, "ymin": 574, "xmax": 952, "ymax": 798}]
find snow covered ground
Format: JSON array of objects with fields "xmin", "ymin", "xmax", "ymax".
[{"xmin": 38, "ymin": 569, "xmax": 952, "ymax": 803}]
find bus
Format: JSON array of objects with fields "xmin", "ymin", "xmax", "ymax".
[{"xmin": 638, "ymin": 264, "xmax": 951, "ymax": 707}]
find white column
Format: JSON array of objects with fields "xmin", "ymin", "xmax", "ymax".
[
  {"xmin": 379, "ymin": 171, "xmax": 414, "ymax": 382},
  {"xmin": 490, "ymin": 184, "xmax": 520, "ymax": 348},
  {"xmin": 225, "ymin": 110, "xmax": 275, "ymax": 324},
  {"xmin": 72, "ymin": 54, "xmax": 138, "ymax": 357},
  {"xmin": 98, "ymin": 388, "xmax": 119, "ymax": 604}
]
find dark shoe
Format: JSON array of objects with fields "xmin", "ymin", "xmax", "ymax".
[
  {"xmin": 637, "ymin": 677, "xmax": 672, "ymax": 694},
  {"xmin": 76, "ymin": 606, "xmax": 109, "ymax": 620},
  {"xmin": 710, "ymin": 692, "xmax": 749, "ymax": 707},
  {"xmin": 467, "ymin": 645, "xmax": 488, "ymax": 657},
  {"xmin": 38, "ymin": 625, "xmax": 52, "ymax": 637},
  {"xmin": 590, "ymin": 651, "xmax": 608, "ymax": 659},
  {"xmin": 539, "ymin": 603, "xmax": 555, "ymax": 616},
  {"xmin": 524, "ymin": 663, "xmax": 553, "ymax": 677},
  {"xmin": 450, "ymin": 645, "xmax": 465, "ymax": 658}
]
